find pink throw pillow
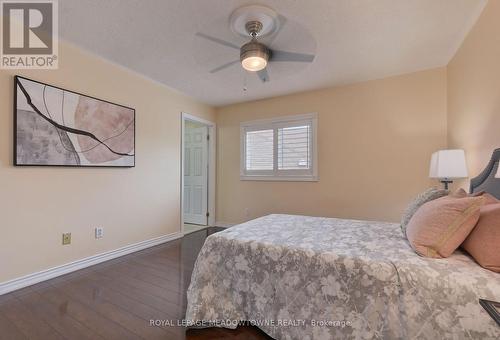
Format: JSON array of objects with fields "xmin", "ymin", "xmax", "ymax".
[
  {"xmin": 406, "ymin": 195, "xmax": 484, "ymax": 258},
  {"xmin": 462, "ymin": 203, "xmax": 500, "ymax": 272}
]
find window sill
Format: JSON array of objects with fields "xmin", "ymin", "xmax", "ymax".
[{"xmin": 240, "ymin": 175, "xmax": 319, "ymax": 182}]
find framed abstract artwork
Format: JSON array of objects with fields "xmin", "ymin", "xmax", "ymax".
[{"xmin": 14, "ymin": 76, "xmax": 135, "ymax": 167}]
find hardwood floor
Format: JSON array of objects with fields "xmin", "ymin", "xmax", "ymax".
[{"xmin": 0, "ymin": 228, "xmax": 272, "ymax": 340}]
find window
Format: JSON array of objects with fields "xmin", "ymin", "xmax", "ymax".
[{"xmin": 240, "ymin": 113, "xmax": 318, "ymax": 181}]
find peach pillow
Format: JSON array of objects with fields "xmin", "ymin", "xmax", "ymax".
[
  {"xmin": 449, "ymin": 188, "xmax": 468, "ymax": 198},
  {"xmin": 462, "ymin": 203, "xmax": 500, "ymax": 272},
  {"xmin": 449, "ymin": 189, "xmax": 499, "ymax": 204},
  {"xmin": 470, "ymin": 191, "xmax": 500, "ymax": 205},
  {"xmin": 406, "ymin": 195, "xmax": 484, "ymax": 258}
]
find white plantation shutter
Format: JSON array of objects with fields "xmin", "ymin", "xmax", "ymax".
[
  {"xmin": 241, "ymin": 113, "xmax": 317, "ymax": 180},
  {"xmin": 278, "ymin": 125, "xmax": 310, "ymax": 170},
  {"xmin": 246, "ymin": 129, "xmax": 274, "ymax": 170}
]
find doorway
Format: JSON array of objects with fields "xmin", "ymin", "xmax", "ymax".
[{"xmin": 181, "ymin": 113, "xmax": 216, "ymax": 235}]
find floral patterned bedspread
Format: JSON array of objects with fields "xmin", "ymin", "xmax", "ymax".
[{"xmin": 185, "ymin": 214, "xmax": 500, "ymax": 340}]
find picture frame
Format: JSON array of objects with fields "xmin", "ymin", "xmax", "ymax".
[{"xmin": 14, "ymin": 76, "xmax": 135, "ymax": 167}]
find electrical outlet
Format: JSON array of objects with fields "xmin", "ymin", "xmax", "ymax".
[
  {"xmin": 95, "ymin": 227, "xmax": 104, "ymax": 239},
  {"xmin": 62, "ymin": 233, "xmax": 71, "ymax": 245}
]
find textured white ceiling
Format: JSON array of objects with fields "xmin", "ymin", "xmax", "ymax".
[{"xmin": 59, "ymin": 0, "xmax": 487, "ymax": 106}]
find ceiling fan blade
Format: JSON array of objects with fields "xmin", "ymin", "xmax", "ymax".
[
  {"xmin": 195, "ymin": 32, "xmax": 240, "ymax": 50},
  {"xmin": 210, "ymin": 60, "xmax": 240, "ymax": 73},
  {"xmin": 256, "ymin": 68, "xmax": 269, "ymax": 83},
  {"xmin": 270, "ymin": 50, "xmax": 315, "ymax": 63}
]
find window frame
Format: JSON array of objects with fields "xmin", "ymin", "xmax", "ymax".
[{"xmin": 240, "ymin": 113, "xmax": 318, "ymax": 181}]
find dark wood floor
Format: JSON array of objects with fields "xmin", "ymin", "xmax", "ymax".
[{"xmin": 0, "ymin": 228, "xmax": 272, "ymax": 340}]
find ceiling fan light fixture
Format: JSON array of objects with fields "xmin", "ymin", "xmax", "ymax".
[
  {"xmin": 240, "ymin": 40, "xmax": 269, "ymax": 72},
  {"xmin": 241, "ymin": 56, "xmax": 267, "ymax": 72}
]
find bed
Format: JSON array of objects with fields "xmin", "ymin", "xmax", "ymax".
[{"xmin": 185, "ymin": 151, "xmax": 500, "ymax": 340}]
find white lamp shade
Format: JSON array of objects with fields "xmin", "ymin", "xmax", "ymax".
[{"xmin": 429, "ymin": 149, "xmax": 468, "ymax": 179}]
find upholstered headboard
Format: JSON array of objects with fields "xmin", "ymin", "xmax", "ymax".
[{"xmin": 470, "ymin": 148, "xmax": 500, "ymax": 199}]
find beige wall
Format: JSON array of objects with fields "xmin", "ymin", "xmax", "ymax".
[
  {"xmin": 0, "ymin": 42, "xmax": 215, "ymax": 283},
  {"xmin": 448, "ymin": 0, "xmax": 500, "ymax": 179},
  {"xmin": 216, "ymin": 68, "xmax": 448, "ymax": 224}
]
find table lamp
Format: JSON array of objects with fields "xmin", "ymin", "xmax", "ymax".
[{"xmin": 429, "ymin": 149, "xmax": 468, "ymax": 190}]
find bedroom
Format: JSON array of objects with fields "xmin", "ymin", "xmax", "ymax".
[{"xmin": 0, "ymin": 0, "xmax": 499, "ymax": 339}]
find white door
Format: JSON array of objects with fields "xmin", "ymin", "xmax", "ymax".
[{"xmin": 184, "ymin": 125, "xmax": 208, "ymax": 225}]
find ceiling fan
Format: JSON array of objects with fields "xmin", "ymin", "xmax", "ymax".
[{"xmin": 195, "ymin": 6, "xmax": 315, "ymax": 83}]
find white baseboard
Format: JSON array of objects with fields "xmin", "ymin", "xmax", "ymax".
[{"xmin": 0, "ymin": 232, "xmax": 183, "ymax": 296}]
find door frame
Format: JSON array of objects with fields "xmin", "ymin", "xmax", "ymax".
[{"xmin": 180, "ymin": 112, "xmax": 216, "ymax": 230}]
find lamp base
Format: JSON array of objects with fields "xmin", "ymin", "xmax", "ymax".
[{"xmin": 440, "ymin": 179, "xmax": 453, "ymax": 190}]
